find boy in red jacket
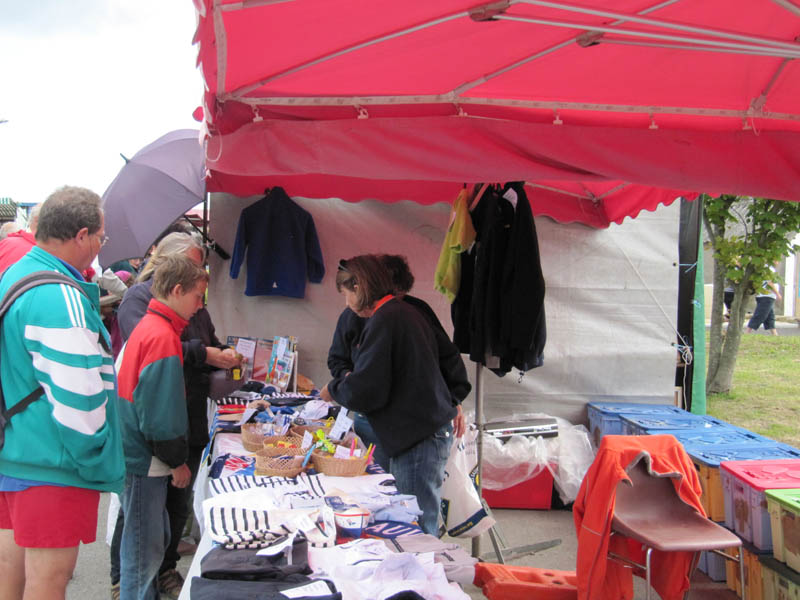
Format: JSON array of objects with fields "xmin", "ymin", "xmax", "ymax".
[{"xmin": 115, "ymin": 255, "xmax": 209, "ymax": 600}]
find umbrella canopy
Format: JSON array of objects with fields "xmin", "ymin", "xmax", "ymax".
[
  {"xmin": 99, "ymin": 129, "xmax": 205, "ymax": 268},
  {"xmin": 192, "ymin": 0, "xmax": 800, "ymax": 226}
]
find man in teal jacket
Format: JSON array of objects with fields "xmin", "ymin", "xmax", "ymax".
[{"xmin": 0, "ymin": 186, "xmax": 125, "ymax": 600}]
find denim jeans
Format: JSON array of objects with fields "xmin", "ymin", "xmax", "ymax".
[
  {"xmin": 747, "ymin": 296, "xmax": 776, "ymax": 330},
  {"xmin": 111, "ymin": 446, "xmax": 202, "ymax": 584},
  {"xmin": 390, "ymin": 423, "xmax": 453, "ymax": 535},
  {"xmin": 353, "ymin": 413, "xmax": 389, "ymax": 472},
  {"xmin": 120, "ymin": 473, "xmax": 170, "ymax": 600}
]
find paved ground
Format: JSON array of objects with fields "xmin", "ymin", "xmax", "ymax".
[
  {"xmin": 67, "ymin": 493, "xmax": 192, "ymax": 600},
  {"xmin": 68, "ymin": 494, "xmax": 735, "ymax": 599},
  {"xmin": 711, "ymin": 317, "xmax": 800, "ymax": 336}
]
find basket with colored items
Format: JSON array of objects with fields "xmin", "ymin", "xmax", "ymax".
[
  {"xmin": 311, "ymin": 451, "xmax": 369, "ymax": 477},
  {"xmin": 241, "ymin": 422, "xmax": 283, "ymax": 452},
  {"xmin": 260, "ymin": 435, "xmax": 305, "ymax": 457},
  {"xmin": 310, "ymin": 434, "xmax": 370, "ymax": 477},
  {"xmin": 254, "ymin": 451, "xmax": 305, "ymax": 477},
  {"xmin": 289, "ymin": 419, "xmax": 334, "ymax": 439}
]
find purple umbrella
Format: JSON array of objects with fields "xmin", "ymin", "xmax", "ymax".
[{"xmin": 98, "ymin": 129, "xmax": 206, "ymax": 268}]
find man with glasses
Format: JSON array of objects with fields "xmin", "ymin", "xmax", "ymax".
[{"xmin": 0, "ymin": 186, "xmax": 125, "ymax": 600}]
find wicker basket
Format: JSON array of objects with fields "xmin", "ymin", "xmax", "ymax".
[
  {"xmin": 311, "ymin": 451, "xmax": 369, "ymax": 477},
  {"xmin": 241, "ymin": 422, "xmax": 278, "ymax": 452},
  {"xmin": 255, "ymin": 451, "xmax": 304, "ymax": 477},
  {"xmin": 289, "ymin": 422, "xmax": 333, "ymax": 439},
  {"xmin": 260, "ymin": 435, "xmax": 304, "ymax": 456}
]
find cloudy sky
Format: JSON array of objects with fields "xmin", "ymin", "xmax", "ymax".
[{"xmin": 0, "ymin": 1, "xmax": 202, "ymax": 207}]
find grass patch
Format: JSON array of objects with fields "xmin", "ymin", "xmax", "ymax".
[{"xmin": 706, "ymin": 334, "xmax": 800, "ymax": 448}]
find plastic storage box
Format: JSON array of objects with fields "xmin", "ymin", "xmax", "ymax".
[
  {"xmin": 620, "ymin": 413, "xmax": 731, "ymax": 436},
  {"xmin": 698, "ymin": 549, "xmax": 728, "ymax": 582},
  {"xmin": 720, "ymin": 459, "xmax": 800, "ymax": 551},
  {"xmin": 482, "ymin": 468, "xmax": 554, "ymax": 510},
  {"xmin": 725, "ymin": 540, "xmax": 768, "ymax": 600},
  {"xmin": 686, "ymin": 444, "xmax": 800, "ymax": 522},
  {"xmin": 766, "ymin": 488, "xmax": 800, "ymax": 571},
  {"xmin": 586, "ymin": 402, "xmax": 685, "ymax": 443},
  {"xmin": 662, "ymin": 428, "xmax": 769, "ymax": 449},
  {"xmin": 759, "ymin": 554, "xmax": 800, "ymax": 600}
]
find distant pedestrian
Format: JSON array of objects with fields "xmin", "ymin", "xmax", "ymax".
[{"xmin": 746, "ymin": 267, "xmax": 781, "ymax": 336}]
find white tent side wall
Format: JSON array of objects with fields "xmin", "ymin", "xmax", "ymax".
[{"xmin": 206, "ymin": 194, "xmax": 680, "ymax": 424}]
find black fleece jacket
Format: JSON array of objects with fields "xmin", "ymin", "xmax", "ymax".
[
  {"xmin": 328, "ymin": 298, "xmax": 457, "ymax": 457},
  {"xmin": 327, "ymin": 296, "xmax": 471, "ymax": 404}
]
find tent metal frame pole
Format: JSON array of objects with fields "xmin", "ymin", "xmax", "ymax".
[
  {"xmin": 453, "ymin": 0, "xmax": 681, "ymax": 97},
  {"xmin": 227, "ymin": 11, "xmax": 469, "ymax": 99},
  {"xmin": 494, "ymin": 15, "xmax": 800, "ymax": 58},
  {"xmin": 231, "ymin": 94, "xmax": 800, "ymax": 125},
  {"xmin": 587, "ymin": 37, "xmax": 800, "ymax": 58},
  {"xmin": 516, "ymin": 0, "xmax": 800, "ymax": 52},
  {"xmin": 470, "ymin": 362, "xmax": 562, "ymax": 564},
  {"xmin": 770, "ymin": 0, "xmax": 800, "ymax": 16}
]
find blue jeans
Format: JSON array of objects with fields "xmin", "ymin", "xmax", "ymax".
[
  {"xmin": 748, "ymin": 296, "xmax": 776, "ymax": 330},
  {"xmin": 390, "ymin": 423, "xmax": 453, "ymax": 535},
  {"xmin": 120, "ymin": 473, "xmax": 170, "ymax": 600},
  {"xmin": 353, "ymin": 413, "xmax": 389, "ymax": 472}
]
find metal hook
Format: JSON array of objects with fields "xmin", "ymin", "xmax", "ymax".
[
  {"xmin": 356, "ymin": 105, "xmax": 369, "ymax": 119},
  {"xmin": 648, "ymin": 114, "xmax": 658, "ymax": 130},
  {"xmin": 553, "ymin": 110, "xmax": 563, "ymax": 125}
]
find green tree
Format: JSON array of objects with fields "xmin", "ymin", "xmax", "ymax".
[{"xmin": 704, "ymin": 194, "xmax": 800, "ymax": 394}]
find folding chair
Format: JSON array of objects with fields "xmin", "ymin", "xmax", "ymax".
[{"xmin": 609, "ymin": 459, "xmax": 744, "ymax": 600}]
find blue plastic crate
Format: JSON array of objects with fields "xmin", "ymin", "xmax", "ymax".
[
  {"xmin": 688, "ymin": 443, "xmax": 800, "ymax": 468},
  {"xmin": 620, "ymin": 414, "xmax": 731, "ymax": 436},
  {"xmin": 658, "ymin": 428, "xmax": 770, "ymax": 448},
  {"xmin": 586, "ymin": 402, "xmax": 686, "ymax": 442}
]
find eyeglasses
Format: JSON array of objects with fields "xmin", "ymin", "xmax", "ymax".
[{"xmin": 95, "ymin": 233, "xmax": 109, "ymax": 247}]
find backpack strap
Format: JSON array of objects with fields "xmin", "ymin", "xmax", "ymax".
[{"xmin": 0, "ymin": 271, "xmax": 111, "ymax": 442}]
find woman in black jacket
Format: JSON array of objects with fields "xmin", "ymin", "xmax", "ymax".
[{"xmin": 321, "ymin": 255, "xmax": 467, "ymax": 535}]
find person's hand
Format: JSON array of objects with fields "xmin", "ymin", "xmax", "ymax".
[
  {"xmin": 206, "ymin": 347, "xmax": 241, "ymax": 369},
  {"xmin": 170, "ymin": 464, "xmax": 191, "ymax": 488},
  {"xmin": 452, "ymin": 404, "xmax": 466, "ymax": 438},
  {"xmin": 320, "ymin": 384, "xmax": 333, "ymax": 403}
]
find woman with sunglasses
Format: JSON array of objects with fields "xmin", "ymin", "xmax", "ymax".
[{"xmin": 321, "ymin": 254, "xmax": 464, "ymax": 535}]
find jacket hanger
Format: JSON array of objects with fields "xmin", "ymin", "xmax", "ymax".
[{"xmin": 469, "ymin": 183, "xmax": 490, "ymax": 212}]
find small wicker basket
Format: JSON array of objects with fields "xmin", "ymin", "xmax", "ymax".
[
  {"xmin": 260, "ymin": 435, "xmax": 304, "ymax": 457},
  {"xmin": 241, "ymin": 423, "xmax": 278, "ymax": 452},
  {"xmin": 289, "ymin": 422, "xmax": 333, "ymax": 439},
  {"xmin": 255, "ymin": 451, "xmax": 304, "ymax": 477},
  {"xmin": 311, "ymin": 451, "xmax": 369, "ymax": 477}
]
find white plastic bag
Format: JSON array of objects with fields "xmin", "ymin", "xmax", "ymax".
[
  {"xmin": 440, "ymin": 426, "xmax": 496, "ymax": 538},
  {"xmin": 480, "ymin": 412, "xmax": 595, "ymax": 505}
]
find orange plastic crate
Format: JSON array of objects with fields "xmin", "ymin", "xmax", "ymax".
[{"xmin": 474, "ymin": 563, "xmax": 578, "ymax": 600}]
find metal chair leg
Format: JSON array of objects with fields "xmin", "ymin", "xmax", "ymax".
[
  {"xmin": 645, "ymin": 547, "xmax": 653, "ymax": 600},
  {"xmin": 739, "ymin": 547, "xmax": 745, "ymax": 600}
]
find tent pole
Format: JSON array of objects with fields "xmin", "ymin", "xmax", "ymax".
[
  {"xmin": 470, "ymin": 361, "xmax": 562, "ymax": 563},
  {"xmin": 472, "ymin": 363, "xmax": 484, "ymax": 558},
  {"xmin": 203, "ymin": 192, "xmax": 209, "ymax": 249}
]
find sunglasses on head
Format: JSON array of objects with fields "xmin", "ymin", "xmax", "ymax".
[{"xmin": 337, "ymin": 259, "xmax": 349, "ymax": 272}]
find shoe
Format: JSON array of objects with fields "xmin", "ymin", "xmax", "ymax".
[
  {"xmin": 110, "ymin": 582, "xmax": 120, "ymax": 600},
  {"xmin": 158, "ymin": 569, "xmax": 185, "ymax": 600}
]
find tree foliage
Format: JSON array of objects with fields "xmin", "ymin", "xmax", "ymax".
[{"xmin": 704, "ymin": 194, "xmax": 800, "ymax": 394}]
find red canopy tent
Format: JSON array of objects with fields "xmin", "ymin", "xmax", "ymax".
[{"xmin": 192, "ymin": 0, "xmax": 800, "ymax": 226}]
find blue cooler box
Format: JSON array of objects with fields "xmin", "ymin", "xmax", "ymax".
[
  {"xmin": 586, "ymin": 402, "xmax": 686, "ymax": 442},
  {"xmin": 620, "ymin": 414, "xmax": 731, "ymax": 436}
]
